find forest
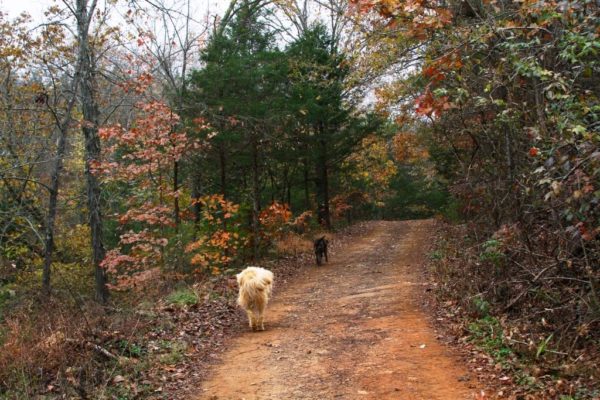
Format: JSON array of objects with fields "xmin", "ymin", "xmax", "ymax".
[{"xmin": 0, "ymin": 0, "xmax": 598, "ymax": 398}]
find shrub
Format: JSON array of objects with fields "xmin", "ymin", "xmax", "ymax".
[
  {"xmin": 165, "ymin": 288, "xmax": 198, "ymax": 307},
  {"xmin": 185, "ymin": 194, "xmax": 247, "ymax": 276}
]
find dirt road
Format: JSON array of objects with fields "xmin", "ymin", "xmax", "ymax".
[{"xmin": 196, "ymin": 220, "xmax": 477, "ymax": 399}]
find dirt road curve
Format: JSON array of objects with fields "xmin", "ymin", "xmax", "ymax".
[{"xmin": 196, "ymin": 220, "xmax": 477, "ymax": 400}]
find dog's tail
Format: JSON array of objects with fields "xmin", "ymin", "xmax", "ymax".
[{"xmin": 253, "ymin": 274, "xmax": 272, "ymax": 293}]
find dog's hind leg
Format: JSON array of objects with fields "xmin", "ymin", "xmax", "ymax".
[
  {"xmin": 246, "ymin": 310, "xmax": 256, "ymax": 330},
  {"xmin": 257, "ymin": 311, "xmax": 265, "ymax": 331}
]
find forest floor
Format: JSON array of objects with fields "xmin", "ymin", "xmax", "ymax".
[{"xmin": 193, "ymin": 220, "xmax": 479, "ymax": 400}]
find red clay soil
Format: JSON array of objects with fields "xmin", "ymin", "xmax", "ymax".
[{"xmin": 194, "ymin": 220, "xmax": 479, "ymax": 400}]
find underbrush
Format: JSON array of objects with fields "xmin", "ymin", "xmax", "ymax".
[
  {"xmin": 0, "ymin": 224, "xmax": 357, "ymax": 399},
  {"xmin": 273, "ymin": 232, "xmax": 315, "ymax": 256},
  {"xmin": 430, "ymin": 222, "xmax": 600, "ymax": 399},
  {"xmin": 0, "ymin": 245, "xmax": 230, "ymax": 399},
  {"xmin": 0, "ymin": 286, "xmax": 157, "ymax": 399},
  {"xmin": 0, "ymin": 276, "xmax": 239, "ymax": 399},
  {"xmin": 165, "ymin": 287, "xmax": 199, "ymax": 307}
]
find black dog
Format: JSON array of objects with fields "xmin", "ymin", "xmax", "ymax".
[{"xmin": 314, "ymin": 236, "xmax": 328, "ymax": 266}]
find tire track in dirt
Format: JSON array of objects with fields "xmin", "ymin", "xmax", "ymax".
[{"xmin": 195, "ymin": 220, "xmax": 477, "ymax": 400}]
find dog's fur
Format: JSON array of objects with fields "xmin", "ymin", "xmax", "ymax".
[
  {"xmin": 236, "ymin": 266, "xmax": 274, "ymax": 331},
  {"xmin": 314, "ymin": 236, "xmax": 329, "ymax": 266}
]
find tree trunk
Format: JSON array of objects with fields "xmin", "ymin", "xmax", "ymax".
[
  {"xmin": 219, "ymin": 144, "xmax": 227, "ymax": 197},
  {"xmin": 283, "ymin": 166, "xmax": 291, "ymax": 206},
  {"xmin": 76, "ymin": 0, "xmax": 108, "ymax": 303},
  {"xmin": 42, "ymin": 138, "xmax": 65, "ymax": 294},
  {"xmin": 192, "ymin": 168, "xmax": 202, "ymax": 225},
  {"xmin": 173, "ymin": 160, "xmax": 180, "ymax": 229},
  {"xmin": 533, "ymin": 78, "xmax": 548, "ymax": 137},
  {"xmin": 303, "ymin": 157, "xmax": 310, "ymax": 210},
  {"xmin": 315, "ymin": 135, "xmax": 331, "ymax": 230},
  {"xmin": 269, "ymin": 169, "xmax": 275, "ymax": 203},
  {"xmin": 42, "ymin": 92, "xmax": 79, "ymax": 295},
  {"xmin": 504, "ymin": 125, "xmax": 513, "ymax": 182},
  {"xmin": 251, "ymin": 134, "xmax": 261, "ymax": 258}
]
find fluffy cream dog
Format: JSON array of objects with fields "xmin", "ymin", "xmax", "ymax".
[{"xmin": 236, "ymin": 266, "xmax": 274, "ymax": 331}]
